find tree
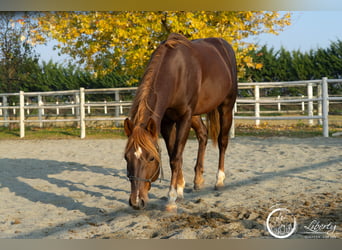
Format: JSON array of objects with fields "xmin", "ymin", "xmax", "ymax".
[
  {"xmin": 0, "ymin": 12, "xmax": 40, "ymax": 93},
  {"xmin": 327, "ymin": 40, "xmax": 342, "ymax": 79},
  {"xmin": 32, "ymin": 11, "xmax": 291, "ymax": 83},
  {"xmin": 23, "ymin": 60, "xmax": 129, "ymax": 93},
  {"xmin": 243, "ymin": 40, "xmax": 342, "ymax": 96}
]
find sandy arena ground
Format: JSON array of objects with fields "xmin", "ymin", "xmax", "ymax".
[{"xmin": 0, "ymin": 137, "xmax": 341, "ymax": 239}]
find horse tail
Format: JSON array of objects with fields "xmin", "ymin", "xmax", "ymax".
[{"xmin": 207, "ymin": 108, "xmax": 220, "ymax": 147}]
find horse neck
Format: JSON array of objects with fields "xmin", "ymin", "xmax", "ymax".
[
  {"xmin": 131, "ymin": 89, "xmax": 165, "ymax": 133},
  {"xmin": 131, "ymin": 44, "xmax": 172, "ymax": 132}
]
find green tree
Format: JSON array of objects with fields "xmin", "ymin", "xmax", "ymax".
[
  {"xmin": 243, "ymin": 45, "xmax": 278, "ymax": 82},
  {"xmin": 243, "ymin": 40, "xmax": 342, "ymax": 96},
  {"xmin": 31, "ymin": 60, "xmax": 129, "ymax": 92},
  {"xmin": 0, "ymin": 12, "xmax": 40, "ymax": 93},
  {"xmin": 328, "ymin": 40, "xmax": 342, "ymax": 79}
]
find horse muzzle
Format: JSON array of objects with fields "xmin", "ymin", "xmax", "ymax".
[{"xmin": 129, "ymin": 193, "xmax": 148, "ymax": 210}]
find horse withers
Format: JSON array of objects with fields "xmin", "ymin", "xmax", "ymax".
[{"xmin": 124, "ymin": 33, "xmax": 237, "ymax": 211}]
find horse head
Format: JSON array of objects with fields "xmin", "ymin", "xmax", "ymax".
[{"xmin": 124, "ymin": 118, "xmax": 161, "ymax": 209}]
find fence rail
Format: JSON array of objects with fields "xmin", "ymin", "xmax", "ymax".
[{"xmin": 0, "ymin": 77, "xmax": 341, "ymax": 138}]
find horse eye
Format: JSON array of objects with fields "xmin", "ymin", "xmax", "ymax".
[{"xmin": 149, "ymin": 157, "xmax": 155, "ymax": 162}]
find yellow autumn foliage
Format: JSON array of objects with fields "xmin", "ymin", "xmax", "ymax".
[{"xmin": 32, "ymin": 11, "xmax": 291, "ymax": 84}]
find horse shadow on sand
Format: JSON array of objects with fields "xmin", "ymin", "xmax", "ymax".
[
  {"xmin": 1, "ymin": 141, "xmax": 340, "ymax": 239},
  {"xmin": 0, "ymin": 158, "xmax": 136, "ymax": 216},
  {"xmin": 0, "ymin": 157, "xmax": 172, "ymax": 238}
]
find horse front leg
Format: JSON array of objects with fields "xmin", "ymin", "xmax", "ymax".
[{"xmin": 166, "ymin": 113, "xmax": 192, "ymax": 212}]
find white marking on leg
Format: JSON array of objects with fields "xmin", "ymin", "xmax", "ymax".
[
  {"xmin": 177, "ymin": 177, "xmax": 185, "ymax": 198},
  {"xmin": 168, "ymin": 187, "xmax": 177, "ymax": 203},
  {"xmin": 134, "ymin": 146, "xmax": 142, "ymax": 159},
  {"xmin": 166, "ymin": 187, "xmax": 179, "ymax": 212},
  {"xmin": 216, "ymin": 170, "xmax": 225, "ymax": 186}
]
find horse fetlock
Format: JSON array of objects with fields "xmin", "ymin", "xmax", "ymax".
[
  {"xmin": 194, "ymin": 176, "xmax": 205, "ymax": 190},
  {"xmin": 176, "ymin": 187, "xmax": 184, "ymax": 200},
  {"xmin": 166, "ymin": 188, "xmax": 177, "ymax": 211},
  {"xmin": 176, "ymin": 177, "xmax": 185, "ymax": 198},
  {"xmin": 168, "ymin": 187, "xmax": 178, "ymax": 203},
  {"xmin": 215, "ymin": 170, "xmax": 225, "ymax": 190},
  {"xmin": 194, "ymin": 181, "xmax": 205, "ymax": 191}
]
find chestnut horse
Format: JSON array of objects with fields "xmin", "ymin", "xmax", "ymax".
[{"xmin": 124, "ymin": 33, "xmax": 237, "ymax": 211}]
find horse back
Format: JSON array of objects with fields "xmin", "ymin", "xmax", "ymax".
[
  {"xmin": 192, "ymin": 37, "xmax": 237, "ymax": 85},
  {"xmin": 152, "ymin": 34, "xmax": 237, "ymax": 117},
  {"xmin": 190, "ymin": 37, "xmax": 237, "ymax": 114}
]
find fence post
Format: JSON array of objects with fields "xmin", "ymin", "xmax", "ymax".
[
  {"xmin": 230, "ymin": 103, "xmax": 236, "ymax": 138},
  {"xmin": 104, "ymin": 100, "xmax": 108, "ymax": 114},
  {"xmin": 26, "ymin": 101, "xmax": 30, "ymax": 115},
  {"xmin": 317, "ymin": 83, "xmax": 323, "ymax": 125},
  {"xmin": 80, "ymin": 88, "xmax": 86, "ymax": 139},
  {"xmin": 87, "ymin": 100, "xmax": 91, "ymax": 114},
  {"xmin": 229, "ymin": 117, "xmax": 235, "ymax": 139},
  {"xmin": 322, "ymin": 77, "xmax": 329, "ymax": 137},
  {"xmin": 75, "ymin": 93, "xmax": 80, "ymax": 117},
  {"xmin": 301, "ymin": 95, "xmax": 305, "ymax": 114},
  {"xmin": 115, "ymin": 90, "xmax": 120, "ymax": 127},
  {"xmin": 12, "ymin": 102, "xmax": 16, "ymax": 115},
  {"xmin": 2, "ymin": 96, "xmax": 8, "ymax": 127},
  {"xmin": 255, "ymin": 85, "xmax": 260, "ymax": 126},
  {"xmin": 38, "ymin": 95, "xmax": 43, "ymax": 128},
  {"xmin": 56, "ymin": 101, "xmax": 59, "ymax": 115},
  {"xmin": 277, "ymin": 95, "xmax": 281, "ymax": 111},
  {"xmin": 120, "ymin": 100, "xmax": 123, "ymax": 114},
  {"xmin": 74, "ymin": 93, "xmax": 80, "ymax": 128},
  {"xmin": 307, "ymin": 82, "xmax": 313, "ymax": 125},
  {"xmin": 19, "ymin": 91, "xmax": 25, "ymax": 138}
]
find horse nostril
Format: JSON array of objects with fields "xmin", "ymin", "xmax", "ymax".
[
  {"xmin": 139, "ymin": 199, "xmax": 146, "ymax": 209},
  {"xmin": 129, "ymin": 197, "xmax": 145, "ymax": 210}
]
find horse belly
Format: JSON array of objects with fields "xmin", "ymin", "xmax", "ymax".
[
  {"xmin": 193, "ymin": 76, "xmax": 230, "ymax": 115},
  {"xmin": 193, "ymin": 93, "xmax": 226, "ymax": 115}
]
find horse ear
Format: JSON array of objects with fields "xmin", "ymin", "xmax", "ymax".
[
  {"xmin": 124, "ymin": 118, "xmax": 133, "ymax": 137},
  {"xmin": 146, "ymin": 118, "xmax": 158, "ymax": 138}
]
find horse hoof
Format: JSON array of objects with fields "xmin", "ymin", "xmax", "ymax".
[
  {"xmin": 165, "ymin": 203, "xmax": 178, "ymax": 213},
  {"xmin": 214, "ymin": 184, "xmax": 224, "ymax": 190},
  {"xmin": 176, "ymin": 196, "xmax": 184, "ymax": 203},
  {"xmin": 194, "ymin": 183, "xmax": 204, "ymax": 191}
]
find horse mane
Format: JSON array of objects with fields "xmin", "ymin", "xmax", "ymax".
[
  {"xmin": 164, "ymin": 33, "xmax": 191, "ymax": 48},
  {"xmin": 130, "ymin": 33, "xmax": 191, "ymax": 125}
]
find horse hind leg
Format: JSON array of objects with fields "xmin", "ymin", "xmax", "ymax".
[
  {"xmin": 191, "ymin": 116, "xmax": 208, "ymax": 190},
  {"xmin": 215, "ymin": 99, "xmax": 234, "ymax": 190}
]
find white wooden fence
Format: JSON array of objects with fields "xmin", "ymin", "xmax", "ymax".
[
  {"xmin": 230, "ymin": 77, "xmax": 339, "ymax": 137},
  {"xmin": 0, "ymin": 77, "xmax": 341, "ymax": 138}
]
